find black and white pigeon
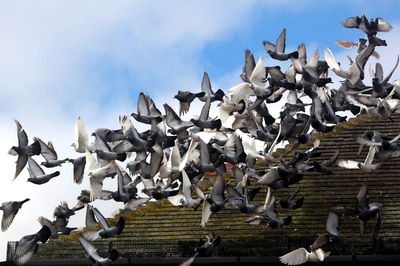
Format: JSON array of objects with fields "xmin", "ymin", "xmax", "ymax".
[
  {"xmin": 263, "ymin": 28, "xmax": 299, "ymax": 61},
  {"xmin": 14, "ymin": 225, "xmax": 51, "ymax": 265},
  {"xmin": 337, "ymin": 146, "xmax": 381, "ymax": 172},
  {"xmin": 279, "ymin": 211, "xmax": 338, "ymax": 265},
  {"xmin": 26, "ymin": 157, "xmax": 60, "ymax": 185},
  {"xmin": 8, "ymin": 120, "xmax": 41, "ymax": 180},
  {"xmin": 77, "ymin": 189, "xmax": 113, "ymax": 205},
  {"xmin": 0, "ymin": 198, "xmax": 30, "ymax": 232},
  {"xmin": 78, "ymin": 233, "xmax": 119, "ymax": 266},
  {"xmin": 35, "ymin": 137, "xmax": 69, "ymax": 167}
]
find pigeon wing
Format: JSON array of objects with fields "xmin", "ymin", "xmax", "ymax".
[
  {"xmin": 27, "ymin": 157, "xmax": 45, "ymax": 177},
  {"xmin": 15, "ymin": 120, "xmax": 28, "ymax": 146},
  {"xmin": 201, "ymin": 72, "xmax": 213, "ymax": 95},
  {"xmin": 279, "ymin": 248, "xmax": 309, "ymax": 265},
  {"xmin": 276, "ymin": 28, "xmax": 286, "ymax": 53},
  {"xmin": 92, "ymin": 207, "xmax": 110, "ymax": 229}
]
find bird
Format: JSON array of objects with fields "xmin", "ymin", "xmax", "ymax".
[
  {"xmin": 71, "ymin": 117, "xmax": 89, "ymax": 153},
  {"xmin": 324, "ymin": 48, "xmax": 361, "ymax": 85},
  {"xmin": 78, "ymin": 233, "xmax": 119, "ymax": 266},
  {"xmin": 263, "ymin": 28, "xmax": 299, "ymax": 61},
  {"xmin": 68, "ymin": 156, "xmax": 86, "ymax": 184},
  {"xmin": 8, "ymin": 119, "xmax": 41, "ymax": 180},
  {"xmin": 26, "ymin": 157, "xmax": 60, "ymax": 185},
  {"xmin": 81, "ymin": 206, "xmax": 125, "ymax": 240},
  {"xmin": 355, "ymin": 183, "xmax": 382, "ymax": 236},
  {"xmin": 337, "ymin": 146, "xmax": 381, "ymax": 172},
  {"xmin": 279, "ymin": 247, "xmax": 330, "ymax": 265},
  {"xmin": 245, "ymin": 188, "xmax": 292, "ymax": 228},
  {"xmin": 0, "ymin": 198, "xmax": 30, "ymax": 232},
  {"xmin": 131, "ymin": 92, "xmax": 163, "ymax": 124},
  {"xmin": 198, "ymin": 72, "xmax": 225, "ymax": 103},
  {"xmin": 14, "ymin": 225, "xmax": 51, "ymax": 265},
  {"xmin": 164, "ymin": 103, "xmax": 194, "ymax": 135},
  {"xmin": 279, "ymin": 186, "xmax": 304, "ymax": 210},
  {"xmin": 35, "ymin": 137, "xmax": 69, "ymax": 167},
  {"xmin": 342, "ymin": 15, "xmax": 393, "ymax": 36},
  {"xmin": 174, "ymin": 90, "xmax": 205, "ymax": 116}
]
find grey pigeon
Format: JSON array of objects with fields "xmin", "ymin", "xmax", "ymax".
[
  {"xmin": 174, "ymin": 90, "xmax": 205, "ymax": 116},
  {"xmin": 81, "ymin": 206, "xmax": 125, "ymax": 240},
  {"xmin": 68, "ymin": 156, "xmax": 86, "ymax": 184},
  {"xmin": 14, "ymin": 225, "xmax": 51, "ymax": 265},
  {"xmin": 27, "ymin": 157, "xmax": 60, "ymax": 185},
  {"xmin": 0, "ymin": 198, "xmax": 30, "ymax": 231},
  {"xmin": 263, "ymin": 28, "xmax": 299, "ymax": 61},
  {"xmin": 131, "ymin": 92, "xmax": 163, "ymax": 124},
  {"xmin": 8, "ymin": 120, "xmax": 41, "ymax": 180},
  {"xmin": 34, "ymin": 137, "xmax": 68, "ymax": 167}
]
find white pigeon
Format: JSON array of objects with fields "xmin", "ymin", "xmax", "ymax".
[
  {"xmin": 324, "ymin": 48, "xmax": 360, "ymax": 85},
  {"xmin": 71, "ymin": 117, "xmax": 89, "ymax": 153},
  {"xmin": 337, "ymin": 146, "xmax": 380, "ymax": 172},
  {"xmin": 279, "ymin": 247, "xmax": 330, "ymax": 265}
]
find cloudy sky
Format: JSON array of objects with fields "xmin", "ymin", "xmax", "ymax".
[{"xmin": 1, "ymin": 0, "xmax": 400, "ymax": 261}]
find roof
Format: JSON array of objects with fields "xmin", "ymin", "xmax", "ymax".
[{"xmin": 6, "ymin": 113, "xmax": 400, "ymax": 262}]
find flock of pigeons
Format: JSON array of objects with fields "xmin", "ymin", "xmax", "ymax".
[{"xmin": 2, "ymin": 14, "xmax": 400, "ymax": 265}]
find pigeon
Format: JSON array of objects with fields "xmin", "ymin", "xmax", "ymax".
[
  {"xmin": 14, "ymin": 225, "xmax": 51, "ymax": 265},
  {"xmin": 9, "ymin": 120, "xmax": 41, "ymax": 180},
  {"xmin": 342, "ymin": 15, "xmax": 392, "ymax": 35},
  {"xmin": 355, "ymin": 184, "xmax": 383, "ymax": 236},
  {"xmin": 78, "ymin": 233, "xmax": 119, "ymax": 266},
  {"xmin": 68, "ymin": 156, "xmax": 86, "ymax": 184},
  {"xmin": 34, "ymin": 137, "xmax": 69, "ymax": 167},
  {"xmin": 190, "ymin": 97, "xmax": 222, "ymax": 130},
  {"xmin": 164, "ymin": 103, "xmax": 194, "ymax": 135},
  {"xmin": 337, "ymin": 146, "xmax": 381, "ymax": 172},
  {"xmin": 263, "ymin": 28, "xmax": 299, "ymax": 61},
  {"xmin": 81, "ymin": 206, "xmax": 125, "ymax": 240},
  {"xmin": 131, "ymin": 92, "xmax": 163, "ymax": 124},
  {"xmin": 71, "ymin": 117, "xmax": 89, "ymax": 153},
  {"xmin": 198, "ymin": 72, "xmax": 225, "ymax": 102},
  {"xmin": 245, "ymin": 188, "xmax": 292, "ymax": 228},
  {"xmin": 174, "ymin": 90, "xmax": 205, "ymax": 116},
  {"xmin": 279, "ymin": 186, "xmax": 304, "ymax": 210},
  {"xmin": 279, "ymin": 247, "xmax": 330, "ymax": 265},
  {"xmin": 324, "ymin": 48, "xmax": 361, "ymax": 85},
  {"xmin": 0, "ymin": 198, "xmax": 30, "ymax": 231},
  {"xmin": 27, "ymin": 157, "xmax": 60, "ymax": 185}
]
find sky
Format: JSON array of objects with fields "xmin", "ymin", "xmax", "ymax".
[{"xmin": 1, "ymin": 0, "xmax": 400, "ymax": 261}]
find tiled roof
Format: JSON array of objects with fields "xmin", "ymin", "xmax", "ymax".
[{"xmin": 7, "ymin": 114, "xmax": 400, "ymax": 261}]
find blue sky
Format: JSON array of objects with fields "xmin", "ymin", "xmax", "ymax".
[{"xmin": 0, "ymin": 0, "xmax": 400, "ymax": 261}]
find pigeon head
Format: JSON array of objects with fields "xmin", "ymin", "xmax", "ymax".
[{"xmin": 8, "ymin": 147, "xmax": 18, "ymax": 156}]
